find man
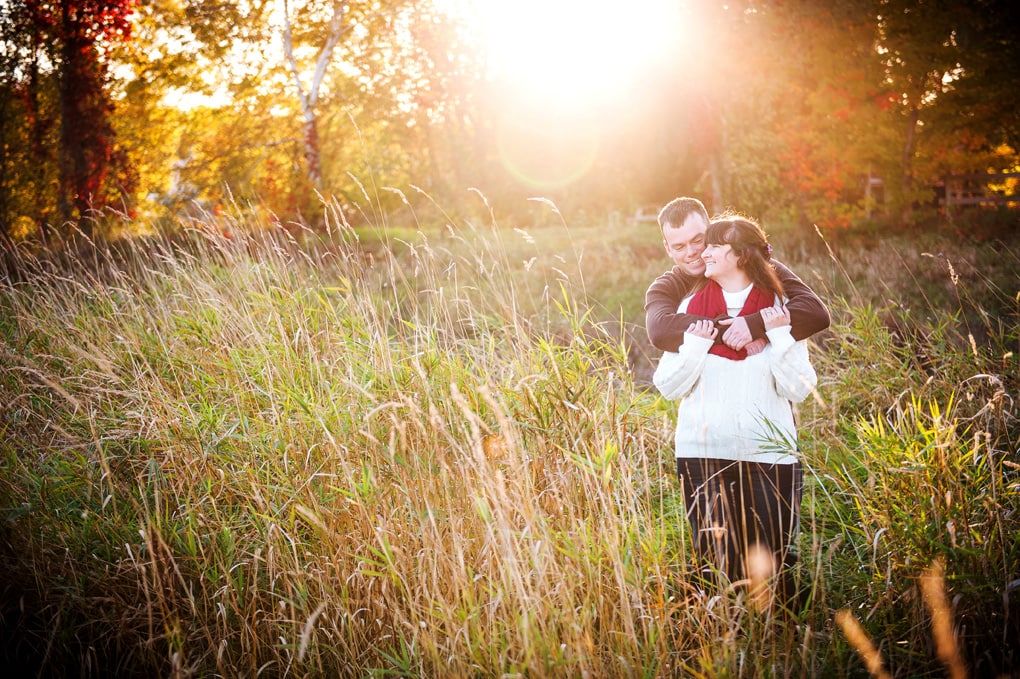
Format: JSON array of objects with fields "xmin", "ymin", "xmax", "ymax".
[{"xmin": 645, "ymin": 197, "xmax": 830, "ymax": 354}]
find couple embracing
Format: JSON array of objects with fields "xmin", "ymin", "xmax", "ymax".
[{"xmin": 645, "ymin": 197, "xmax": 830, "ymax": 612}]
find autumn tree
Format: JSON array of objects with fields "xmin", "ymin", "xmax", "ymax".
[
  {"xmin": 278, "ymin": 0, "xmax": 422, "ymax": 221},
  {"xmin": 0, "ymin": 2, "xmax": 29, "ymax": 245},
  {"xmin": 282, "ymin": 0, "xmax": 347, "ymax": 192},
  {"xmin": 18, "ymin": 0, "xmax": 137, "ymax": 238},
  {"xmin": 874, "ymin": 0, "xmax": 966, "ymax": 221},
  {"xmin": 386, "ymin": 1, "xmax": 489, "ymax": 205},
  {"xmin": 871, "ymin": 0, "xmax": 1020, "ymax": 221},
  {"xmin": 1, "ymin": 0, "xmax": 59, "ymax": 244},
  {"xmin": 11, "ymin": 0, "xmax": 1005, "ymax": 237},
  {"xmin": 109, "ymin": 0, "xmax": 277, "ymax": 216},
  {"xmin": 678, "ymin": 0, "xmax": 1018, "ymax": 230},
  {"xmin": 748, "ymin": 0, "xmax": 892, "ymax": 228}
]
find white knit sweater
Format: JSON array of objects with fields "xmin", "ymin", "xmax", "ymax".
[{"xmin": 653, "ymin": 286, "xmax": 817, "ymax": 465}]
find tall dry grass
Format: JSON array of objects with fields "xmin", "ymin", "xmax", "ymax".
[{"xmin": 1, "ymin": 201, "xmax": 1018, "ymax": 677}]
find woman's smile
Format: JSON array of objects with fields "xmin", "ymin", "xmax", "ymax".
[{"xmin": 702, "ymin": 243, "xmax": 738, "ymax": 279}]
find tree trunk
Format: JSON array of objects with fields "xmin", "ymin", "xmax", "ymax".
[
  {"xmin": 57, "ymin": 2, "xmax": 112, "ymax": 239},
  {"xmin": 0, "ymin": 224, "xmax": 18, "ymax": 284},
  {"xmin": 57, "ymin": 5, "xmax": 84, "ymax": 230},
  {"xmin": 282, "ymin": 0, "xmax": 347, "ymax": 194},
  {"xmin": 708, "ymin": 153, "xmax": 723, "ymax": 215},
  {"xmin": 900, "ymin": 102, "xmax": 920, "ymax": 225},
  {"xmin": 24, "ymin": 55, "xmax": 52, "ymax": 245},
  {"xmin": 303, "ymin": 114, "xmax": 322, "ymax": 190}
]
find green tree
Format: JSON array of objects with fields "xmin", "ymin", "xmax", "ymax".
[{"xmin": 876, "ymin": 0, "xmax": 965, "ymax": 221}]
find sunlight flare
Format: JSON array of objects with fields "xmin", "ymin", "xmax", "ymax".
[{"xmin": 474, "ymin": 0, "xmax": 679, "ymax": 107}]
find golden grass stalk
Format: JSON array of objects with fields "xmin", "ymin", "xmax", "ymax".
[
  {"xmin": 920, "ymin": 560, "xmax": 967, "ymax": 679},
  {"xmin": 745, "ymin": 543, "xmax": 775, "ymax": 613},
  {"xmin": 835, "ymin": 609, "xmax": 892, "ymax": 679}
]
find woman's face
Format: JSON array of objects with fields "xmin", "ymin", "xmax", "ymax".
[{"xmin": 701, "ymin": 242, "xmax": 740, "ymax": 280}]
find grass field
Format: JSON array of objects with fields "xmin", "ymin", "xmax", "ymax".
[{"xmin": 1, "ymin": 201, "xmax": 1018, "ymax": 677}]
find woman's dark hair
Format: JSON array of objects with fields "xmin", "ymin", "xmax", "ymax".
[{"xmin": 704, "ymin": 218, "xmax": 784, "ymax": 298}]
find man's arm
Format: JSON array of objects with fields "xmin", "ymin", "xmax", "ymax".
[
  {"xmin": 645, "ymin": 268, "xmax": 714, "ymax": 352},
  {"xmin": 647, "ymin": 260, "xmax": 830, "ymax": 352},
  {"xmin": 727, "ymin": 260, "xmax": 830, "ymax": 343}
]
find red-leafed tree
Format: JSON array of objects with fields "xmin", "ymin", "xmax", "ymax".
[{"xmin": 23, "ymin": 0, "xmax": 136, "ymax": 237}]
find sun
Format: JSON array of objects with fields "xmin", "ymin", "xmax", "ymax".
[
  {"xmin": 459, "ymin": 0, "xmax": 682, "ymax": 187},
  {"xmin": 471, "ymin": 0, "xmax": 679, "ymax": 108}
]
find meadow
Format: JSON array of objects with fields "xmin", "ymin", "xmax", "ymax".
[{"xmin": 1, "ymin": 199, "xmax": 1018, "ymax": 677}]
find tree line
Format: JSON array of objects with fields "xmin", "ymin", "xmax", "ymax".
[{"xmin": 1, "ymin": 0, "xmax": 1018, "ymax": 245}]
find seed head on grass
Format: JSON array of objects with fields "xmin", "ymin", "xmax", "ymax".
[
  {"xmin": 920, "ymin": 560, "xmax": 967, "ymax": 679},
  {"xmin": 746, "ymin": 543, "xmax": 775, "ymax": 613},
  {"xmin": 835, "ymin": 609, "xmax": 892, "ymax": 679}
]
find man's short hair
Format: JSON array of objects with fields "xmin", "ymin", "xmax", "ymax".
[{"xmin": 658, "ymin": 197, "xmax": 710, "ymax": 230}]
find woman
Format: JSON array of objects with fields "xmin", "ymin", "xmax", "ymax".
[{"xmin": 653, "ymin": 217, "xmax": 817, "ymax": 607}]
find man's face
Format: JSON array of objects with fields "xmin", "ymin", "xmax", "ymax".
[{"xmin": 662, "ymin": 213, "xmax": 709, "ymax": 276}]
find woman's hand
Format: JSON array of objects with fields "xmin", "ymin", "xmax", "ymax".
[
  {"xmin": 761, "ymin": 305, "xmax": 791, "ymax": 330},
  {"xmin": 686, "ymin": 319, "xmax": 718, "ymax": 340}
]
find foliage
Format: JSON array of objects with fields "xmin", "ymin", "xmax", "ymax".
[
  {"xmin": 0, "ymin": 0, "xmax": 60, "ymax": 238},
  {"xmin": 25, "ymin": 0, "xmax": 136, "ymax": 231},
  {"xmin": 4, "ymin": 0, "xmax": 1019, "ymax": 241}
]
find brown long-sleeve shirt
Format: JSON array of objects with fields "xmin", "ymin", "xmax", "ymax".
[{"xmin": 644, "ymin": 260, "xmax": 830, "ymax": 352}]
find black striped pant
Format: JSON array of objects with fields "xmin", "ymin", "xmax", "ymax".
[{"xmin": 676, "ymin": 457, "xmax": 802, "ymax": 596}]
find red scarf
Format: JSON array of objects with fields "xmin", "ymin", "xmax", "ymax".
[{"xmin": 687, "ymin": 280, "xmax": 774, "ymax": 360}]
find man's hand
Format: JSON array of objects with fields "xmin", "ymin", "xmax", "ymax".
[
  {"xmin": 718, "ymin": 316, "xmax": 753, "ymax": 350},
  {"xmin": 744, "ymin": 338, "xmax": 768, "ymax": 356},
  {"xmin": 686, "ymin": 319, "xmax": 718, "ymax": 341},
  {"xmin": 761, "ymin": 305, "xmax": 791, "ymax": 331}
]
